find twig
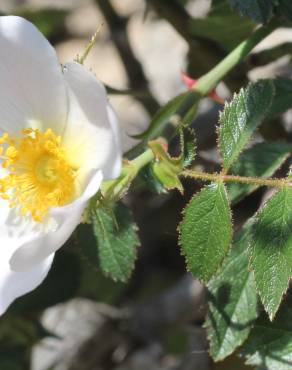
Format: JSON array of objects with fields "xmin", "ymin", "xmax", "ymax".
[
  {"xmin": 96, "ymin": 0, "xmax": 160, "ymax": 115},
  {"xmin": 182, "ymin": 169, "xmax": 292, "ymax": 188},
  {"xmin": 146, "ymin": 0, "xmax": 224, "ymax": 69},
  {"xmin": 249, "ymin": 42, "xmax": 292, "ymax": 67}
]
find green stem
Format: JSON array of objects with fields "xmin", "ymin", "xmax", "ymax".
[
  {"xmin": 182, "ymin": 170, "xmax": 291, "ymax": 188},
  {"xmin": 126, "ymin": 21, "xmax": 279, "ymax": 158},
  {"xmin": 131, "ymin": 148, "xmax": 155, "ymax": 171},
  {"xmin": 194, "ymin": 20, "xmax": 280, "ymax": 95},
  {"xmin": 119, "ymin": 22, "xmax": 283, "ymax": 192},
  {"xmin": 101, "ymin": 149, "xmax": 155, "ymax": 200}
]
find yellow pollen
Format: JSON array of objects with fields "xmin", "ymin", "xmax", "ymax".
[{"xmin": 0, "ymin": 128, "xmax": 77, "ymax": 222}]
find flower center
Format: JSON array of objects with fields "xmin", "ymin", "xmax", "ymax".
[
  {"xmin": 35, "ymin": 155, "xmax": 62, "ymax": 184},
  {"xmin": 0, "ymin": 128, "xmax": 77, "ymax": 222}
]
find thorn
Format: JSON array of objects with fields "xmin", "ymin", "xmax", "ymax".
[
  {"xmin": 181, "ymin": 72, "xmax": 197, "ymax": 89},
  {"xmin": 181, "ymin": 72, "xmax": 225, "ymax": 105},
  {"xmin": 208, "ymin": 90, "xmax": 225, "ymax": 105}
]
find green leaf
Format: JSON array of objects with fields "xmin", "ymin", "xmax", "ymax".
[
  {"xmin": 70, "ymin": 224, "xmax": 125, "ymax": 303},
  {"xmin": 91, "ymin": 202, "xmax": 140, "ymax": 282},
  {"xmin": 229, "ymin": 0, "xmax": 277, "ymax": 23},
  {"xmin": 73, "ymin": 225, "xmax": 125, "ymax": 302},
  {"xmin": 242, "ymin": 296, "xmax": 292, "ymax": 370},
  {"xmin": 190, "ymin": 0, "xmax": 255, "ymax": 50},
  {"xmin": 249, "ymin": 187, "xmax": 292, "ymax": 319},
  {"xmin": 180, "ymin": 127, "xmax": 196, "ymax": 168},
  {"xmin": 148, "ymin": 140, "xmax": 182, "ymax": 169},
  {"xmin": 206, "ymin": 220, "xmax": 258, "ymax": 361},
  {"xmin": 219, "ymin": 80, "xmax": 275, "ymax": 171},
  {"xmin": 228, "ymin": 142, "xmax": 292, "ymax": 204},
  {"xmin": 149, "ymin": 140, "xmax": 184, "ymax": 192},
  {"xmin": 269, "ymin": 78, "xmax": 292, "ymax": 117},
  {"xmin": 140, "ymin": 165, "xmax": 168, "ymax": 194},
  {"xmin": 152, "ymin": 161, "xmax": 183, "ymax": 192},
  {"xmin": 147, "ymin": 129, "xmax": 196, "ymax": 192},
  {"xmin": 179, "ymin": 182, "xmax": 232, "ymax": 282}
]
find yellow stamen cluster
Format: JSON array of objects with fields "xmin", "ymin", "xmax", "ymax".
[{"xmin": 0, "ymin": 128, "xmax": 77, "ymax": 222}]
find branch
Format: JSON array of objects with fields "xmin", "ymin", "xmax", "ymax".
[
  {"xmin": 194, "ymin": 19, "xmax": 280, "ymax": 95},
  {"xmin": 146, "ymin": 0, "xmax": 225, "ymax": 70},
  {"xmin": 249, "ymin": 42, "xmax": 292, "ymax": 67},
  {"xmin": 96, "ymin": 0, "xmax": 160, "ymax": 115}
]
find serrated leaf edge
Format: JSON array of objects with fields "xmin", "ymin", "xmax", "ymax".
[
  {"xmin": 178, "ymin": 182, "xmax": 233, "ymax": 283},
  {"xmin": 247, "ymin": 188, "xmax": 292, "ymax": 320},
  {"xmin": 91, "ymin": 205, "xmax": 141, "ymax": 283},
  {"xmin": 218, "ymin": 80, "xmax": 275, "ymax": 172},
  {"xmin": 205, "ymin": 224, "xmax": 258, "ymax": 361}
]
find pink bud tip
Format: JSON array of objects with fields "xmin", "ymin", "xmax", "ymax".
[
  {"xmin": 181, "ymin": 72, "xmax": 197, "ymax": 89},
  {"xmin": 181, "ymin": 72, "xmax": 224, "ymax": 104}
]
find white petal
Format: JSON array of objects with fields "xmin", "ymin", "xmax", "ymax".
[
  {"xmin": 9, "ymin": 170, "xmax": 103, "ymax": 271},
  {"xmin": 0, "ymin": 254, "xmax": 54, "ymax": 315},
  {"xmin": 62, "ymin": 61, "xmax": 122, "ymax": 180},
  {"xmin": 0, "ymin": 177, "xmax": 54, "ymax": 314},
  {"xmin": 0, "ymin": 197, "xmax": 41, "ymax": 257},
  {"xmin": 0, "ymin": 16, "xmax": 67, "ymax": 134},
  {"xmin": 106, "ymin": 104, "xmax": 123, "ymax": 179}
]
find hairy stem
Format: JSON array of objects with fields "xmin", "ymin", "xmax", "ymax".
[{"xmin": 182, "ymin": 169, "xmax": 292, "ymax": 188}]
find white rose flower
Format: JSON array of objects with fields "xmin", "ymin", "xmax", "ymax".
[{"xmin": 0, "ymin": 16, "xmax": 122, "ymax": 314}]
